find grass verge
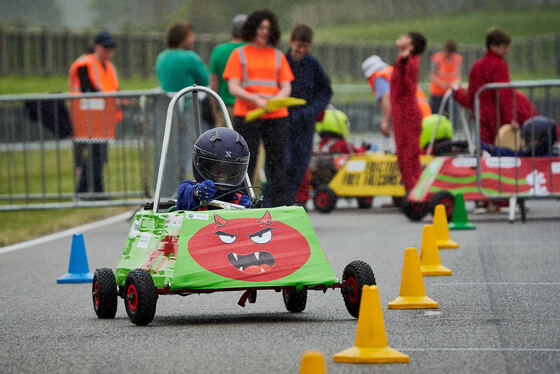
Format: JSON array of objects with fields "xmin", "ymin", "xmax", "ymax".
[{"xmin": 0, "ymin": 206, "xmax": 133, "ymax": 247}]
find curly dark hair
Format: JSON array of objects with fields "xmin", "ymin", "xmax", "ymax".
[
  {"xmin": 166, "ymin": 22, "xmax": 192, "ymax": 48},
  {"xmin": 486, "ymin": 28, "xmax": 511, "ymax": 49},
  {"xmin": 408, "ymin": 31, "xmax": 427, "ymax": 55},
  {"xmin": 241, "ymin": 9, "xmax": 281, "ymax": 47}
]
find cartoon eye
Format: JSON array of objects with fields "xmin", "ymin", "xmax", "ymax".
[
  {"xmin": 215, "ymin": 231, "xmax": 236, "ymax": 244},
  {"xmin": 249, "ymin": 228, "xmax": 275, "ymax": 244}
]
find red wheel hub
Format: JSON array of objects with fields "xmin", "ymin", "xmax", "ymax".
[
  {"xmin": 346, "ymin": 276, "xmax": 358, "ymax": 303},
  {"xmin": 127, "ymin": 284, "xmax": 138, "ymax": 312},
  {"xmin": 316, "ymin": 191, "xmax": 330, "ymax": 208},
  {"xmin": 442, "ymin": 198, "xmax": 454, "ymax": 215},
  {"xmin": 93, "ymin": 280, "xmax": 99, "ymax": 308}
]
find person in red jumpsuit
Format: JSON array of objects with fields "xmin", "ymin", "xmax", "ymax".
[
  {"xmin": 453, "ymin": 28, "xmax": 514, "ymax": 145},
  {"xmin": 390, "ymin": 31, "xmax": 427, "ymax": 192}
]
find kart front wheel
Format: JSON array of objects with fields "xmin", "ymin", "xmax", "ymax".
[
  {"xmin": 124, "ymin": 268, "xmax": 158, "ymax": 326},
  {"xmin": 92, "ymin": 268, "xmax": 117, "ymax": 319},
  {"xmin": 282, "ymin": 288, "xmax": 307, "ymax": 313},
  {"xmin": 356, "ymin": 196, "xmax": 374, "ymax": 209},
  {"xmin": 429, "ymin": 191, "xmax": 454, "ymax": 221},
  {"xmin": 342, "ymin": 260, "xmax": 376, "ymax": 318},
  {"xmin": 313, "ymin": 185, "xmax": 337, "ymax": 213}
]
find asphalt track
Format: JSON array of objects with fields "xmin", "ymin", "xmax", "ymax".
[{"xmin": 1, "ymin": 198, "xmax": 559, "ymax": 373}]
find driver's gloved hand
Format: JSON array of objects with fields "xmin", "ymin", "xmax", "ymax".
[
  {"xmin": 239, "ymin": 194, "xmax": 252, "ymax": 208},
  {"xmin": 194, "ymin": 180, "xmax": 216, "ymax": 202}
]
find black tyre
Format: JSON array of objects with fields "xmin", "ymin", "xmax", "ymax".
[
  {"xmin": 429, "ymin": 191, "xmax": 454, "ymax": 221},
  {"xmin": 356, "ymin": 196, "xmax": 374, "ymax": 209},
  {"xmin": 400, "ymin": 195, "xmax": 429, "ymax": 222},
  {"xmin": 124, "ymin": 268, "xmax": 158, "ymax": 326},
  {"xmin": 342, "ymin": 260, "xmax": 376, "ymax": 318},
  {"xmin": 313, "ymin": 185, "xmax": 337, "ymax": 213},
  {"xmin": 392, "ymin": 196, "xmax": 404, "ymax": 207},
  {"xmin": 92, "ymin": 267, "xmax": 117, "ymax": 319},
  {"xmin": 282, "ymin": 287, "xmax": 307, "ymax": 313}
]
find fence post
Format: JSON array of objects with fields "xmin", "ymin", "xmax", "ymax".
[
  {"xmin": 528, "ymin": 39, "xmax": 536, "ymax": 73},
  {"xmin": 556, "ymin": 34, "xmax": 560, "ymax": 76},
  {"xmin": 0, "ymin": 27, "xmax": 7, "ymax": 76}
]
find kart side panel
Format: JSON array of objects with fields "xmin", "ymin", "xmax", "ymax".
[{"xmin": 409, "ymin": 156, "xmax": 560, "ymax": 202}]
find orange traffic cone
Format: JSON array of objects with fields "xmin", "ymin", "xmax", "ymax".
[
  {"xmin": 334, "ymin": 285, "xmax": 409, "ymax": 363},
  {"xmin": 388, "ymin": 248, "xmax": 438, "ymax": 309},
  {"xmin": 433, "ymin": 204, "xmax": 459, "ymax": 249},
  {"xmin": 299, "ymin": 351, "xmax": 327, "ymax": 374},
  {"xmin": 420, "ymin": 225, "xmax": 452, "ymax": 276}
]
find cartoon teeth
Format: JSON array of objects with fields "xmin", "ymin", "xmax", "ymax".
[{"xmin": 227, "ymin": 251, "xmax": 275, "ymax": 274}]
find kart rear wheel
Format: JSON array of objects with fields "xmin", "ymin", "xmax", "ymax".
[
  {"xmin": 124, "ymin": 268, "xmax": 158, "ymax": 326},
  {"xmin": 429, "ymin": 191, "xmax": 454, "ymax": 221},
  {"xmin": 282, "ymin": 288, "xmax": 307, "ymax": 313},
  {"xmin": 356, "ymin": 196, "xmax": 374, "ymax": 209},
  {"xmin": 313, "ymin": 185, "xmax": 337, "ymax": 213},
  {"xmin": 392, "ymin": 196, "xmax": 404, "ymax": 207},
  {"xmin": 400, "ymin": 195, "xmax": 429, "ymax": 222},
  {"xmin": 342, "ymin": 260, "xmax": 376, "ymax": 318},
  {"xmin": 92, "ymin": 268, "xmax": 117, "ymax": 319}
]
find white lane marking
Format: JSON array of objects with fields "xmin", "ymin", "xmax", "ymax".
[
  {"xmin": 424, "ymin": 311, "xmax": 442, "ymax": 316},
  {"xmin": 431, "ymin": 283, "xmax": 560, "ymax": 286},
  {"xmin": 399, "ymin": 348, "xmax": 560, "ymax": 352},
  {"xmin": 0, "ymin": 210, "xmax": 134, "ymax": 255}
]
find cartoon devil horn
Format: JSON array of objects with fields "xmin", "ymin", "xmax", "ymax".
[
  {"xmin": 214, "ymin": 214, "xmax": 230, "ymax": 228},
  {"xmin": 258, "ymin": 211, "xmax": 272, "ymax": 225}
]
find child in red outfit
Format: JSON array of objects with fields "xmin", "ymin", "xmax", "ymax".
[
  {"xmin": 453, "ymin": 28, "xmax": 514, "ymax": 144},
  {"xmin": 390, "ymin": 32, "xmax": 427, "ymax": 192}
]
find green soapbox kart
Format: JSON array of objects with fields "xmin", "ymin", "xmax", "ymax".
[{"xmin": 91, "ymin": 86, "xmax": 376, "ymax": 325}]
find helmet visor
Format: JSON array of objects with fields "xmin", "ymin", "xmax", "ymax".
[{"xmin": 195, "ymin": 155, "xmax": 248, "ymax": 190}]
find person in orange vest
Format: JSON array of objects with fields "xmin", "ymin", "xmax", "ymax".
[
  {"xmin": 429, "ymin": 39, "xmax": 463, "ymax": 115},
  {"xmin": 361, "ymin": 54, "xmax": 431, "ymax": 138},
  {"xmin": 223, "ymin": 9, "xmax": 294, "ymax": 207},
  {"xmin": 68, "ymin": 31, "xmax": 121, "ymax": 194}
]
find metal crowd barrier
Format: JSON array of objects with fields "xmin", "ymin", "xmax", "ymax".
[
  {"xmin": 474, "ymin": 80, "xmax": 560, "ymax": 221},
  {"xmin": 0, "ymin": 89, "xmax": 198, "ymax": 211}
]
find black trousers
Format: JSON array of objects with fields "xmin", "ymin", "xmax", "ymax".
[
  {"xmin": 78, "ymin": 143, "xmax": 108, "ymax": 193},
  {"xmin": 234, "ymin": 116, "xmax": 288, "ymax": 207}
]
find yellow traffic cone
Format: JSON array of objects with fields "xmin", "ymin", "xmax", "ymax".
[
  {"xmin": 333, "ymin": 285, "xmax": 409, "ymax": 363},
  {"xmin": 433, "ymin": 204, "xmax": 459, "ymax": 249},
  {"xmin": 299, "ymin": 351, "xmax": 327, "ymax": 374},
  {"xmin": 388, "ymin": 248, "xmax": 438, "ymax": 309},
  {"xmin": 420, "ymin": 225, "xmax": 452, "ymax": 276}
]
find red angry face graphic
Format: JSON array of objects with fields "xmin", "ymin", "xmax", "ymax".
[{"xmin": 187, "ymin": 211, "xmax": 311, "ymax": 281}]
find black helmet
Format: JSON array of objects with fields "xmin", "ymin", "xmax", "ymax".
[
  {"xmin": 192, "ymin": 128, "xmax": 250, "ymax": 191},
  {"xmin": 522, "ymin": 116, "xmax": 558, "ymax": 156}
]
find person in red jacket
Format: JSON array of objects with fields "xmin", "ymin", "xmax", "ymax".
[
  {"xmin": 453, "ymin": 28, "xmax": 514, "ymax": 145},
  {"xmin": 390, "ymin": 31, "xmax": 427, "ymax": 192}
]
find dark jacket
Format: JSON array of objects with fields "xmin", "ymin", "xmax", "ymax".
[{"xmin": 285, "ymin": 50, "xmax": 332, "ymax": 128}]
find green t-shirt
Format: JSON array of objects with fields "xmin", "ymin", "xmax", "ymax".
[
  {"xmin": 155, "ymin": 49, "xmax": 209, "ymax": 93},
  {"xmin": 209, "ymin": 41, "xmax": 246, "ymax": 106}
]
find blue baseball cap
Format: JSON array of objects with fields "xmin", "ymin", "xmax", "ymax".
[{"xmin": 94, "ymin": 31, "xmax": 116, "ymax": 48}]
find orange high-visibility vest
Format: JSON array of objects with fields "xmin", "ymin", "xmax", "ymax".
[
  {"xmin": 429, "ymin": 51, "xmax": 462, "ymax": 96},
  {"xmin": 367, "ymin": 65, "xmax": 432, "ymax": 118},
  {"xmin": 223, "ymin": 44, "xmax": 294, "ymax": 119},
  {"xmin": 68, "ymin": 53, "xmax": 121, "ymax": 141}
]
